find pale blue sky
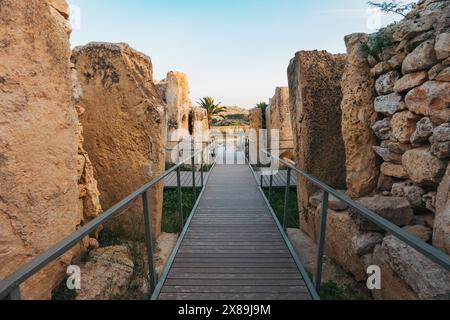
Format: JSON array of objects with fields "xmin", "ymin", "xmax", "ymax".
[{"xmin": 67, "ymin": 0, "xmax": 403, "ymax": 108}]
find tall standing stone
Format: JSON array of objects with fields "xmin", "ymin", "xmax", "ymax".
[
  {"xmin": 341, "ymin": 33, "xmax": 379, "ymax": 198},
  {"xmin": 249, "ymin": 108, "xmax": 263, "ymax": 163},
  {"xmin": 268, "ymin": 87, "xmax": 294, "ymax": 160},
  {"xmin": 288, "ymin": 50, "xmax": 347, "ymax": 231},
  {"xmin": 0, "ymin": 0, "xmax": 81, "ymax": 299},
  {"xmin": 158, "ymin": 71, "xmax": 192, "ymax": 144},
  {"xmin": 72, "ymin": 43, "xmax": 166, "ymax": 238}
]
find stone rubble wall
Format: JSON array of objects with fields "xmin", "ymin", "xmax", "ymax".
[
  {"xmin": 248, "ymin": 108, "xmax": 263, "ymax": 163},
  {"xmin": 287, "ymin": 50, "xmax": 347, "ymax": 240},
  {"xmin": 328, "ymin": 0, "xmax": 450, "ymax": 300},
  {"xmin": 72, "ymin": 42, "xmax": 166, "ymax": 239}
]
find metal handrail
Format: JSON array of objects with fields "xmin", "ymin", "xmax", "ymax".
[
  {"xmin": 261, "ymin": 149, "xmax": 450, "ymax": 293},
  {"xmin": 0, "ymin": 143, "xmax": 213, "ymax": 300}
]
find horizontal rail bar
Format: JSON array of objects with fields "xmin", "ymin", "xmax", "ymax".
[
  {"xmin": 0, "ymin": 149, "xmax": 207, "ymax": 299},
  {"xmin": 262, "ymin": 150, "xmax": 450, "ymax": 272}
]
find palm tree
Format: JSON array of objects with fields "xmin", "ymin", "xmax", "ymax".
[
  {"xmin": 198, "ymin": 97, "xmax": 226, "ymax": 128},
  {"xmin": 256, "ymin": 102, "xmax": 269, "ymax": 129}
]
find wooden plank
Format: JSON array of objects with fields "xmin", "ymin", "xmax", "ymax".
[
  {"xmin": 174, "ymin": 257, "xmax": 294, "ymax": 263},
  {"xmin": 158, "ymin": 292, "xmax": 311, "ymax": 300},
  {"xmin": 168, "ymin": 267, "xmax": 300, "ymax": 274},
  {"xmin": 161, "ymin": 286, "xmax": 308, "ymax": 294},
  {"xmin": 164, "ymin": 279, "xmax": 305, "ymax": 286},
  {"xmin": 156, "ymin": 165, "xmax": 311, "ymax": 301},
  {"xmin": 166, "ymin": 273, "xmax": 302, "ymax": 280}
]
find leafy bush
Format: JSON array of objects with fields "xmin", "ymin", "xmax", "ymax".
[{"xmin": 362, "ymin": 29, "xmax": 394, "ymax": 60}]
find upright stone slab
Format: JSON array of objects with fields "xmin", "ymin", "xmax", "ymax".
[
  {"xmin": 341, "ymin": 33, "xmax": 379, "ymax": 198},
  {"xmin": 72, "ymin": 43, "xmax": 166, "ymax": 238},
  {"xmin": 158, "ymin": 71, "xmax": 192, "ymax": 144},
  {"xmin": 268, "ymin": 87, "xmax": 294, "ymax": 160},
  {"xmin": 287, "ymin": 50, "xmax": 347, "ymax": 229},
  {"xmin": 0, "ymin": 0, "xmax": 80, "ymax": 299},
  {"xmin": 249, "ymin": 108, "xmax": 263, "ymax": 163}
]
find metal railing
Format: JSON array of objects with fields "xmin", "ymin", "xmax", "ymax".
[
  {"xmin": 0, "ymin": 141, "xmax": 214, "ymax": 300},
  {"xmin": 261, "ymin": 149, "xmax": 450, "ymax": 294}
]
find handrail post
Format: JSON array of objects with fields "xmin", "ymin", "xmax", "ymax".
[
  {"xmin": 142, "ymin": 191, "xmax": 157, "ymax": 295},
  {"xmin": 260, "ymin": 173, "xmax": 264, "ymax": 188},
  {"xmin": 191, "ymin": 138, "xmax": 197, "ymax": 200},
  {"xmin": 200, "ymin": 144, "xmax": 204, "ymax": 188},
  {"xmin": 282, "ymin": 167, "xmax": 292, "ymax": 232},
  {"xmin": 315, "ymin": 190, "xmax": 329, "ymax": 293},
  {"xmin": 177, "ymin": 167, "xmax": 184, "ymax": 234},
  {"xmin": 5, "ymin": 286, "xmax": 21, "ymax": 300},
  {"xmin": 269, "ymin": 173, "xmax": 273, "ymax": 202}
]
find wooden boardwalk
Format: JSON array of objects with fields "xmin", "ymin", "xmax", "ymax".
[
  {"xmin": 154, "ymin": 165, "xmax": 311, "ymax": 300},
  {"xmin": 254, "ymin": 170, "xmax": 297, "ymax": 188},
  {"xmin": 164, "ymin": 171, "xmax": 208, "ymax": 188}
]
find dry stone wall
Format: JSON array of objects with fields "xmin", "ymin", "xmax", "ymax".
[
  {"xmin": 334, "ymin": 0, "xmax": 450, "ymax": 299},
  {"xmin": 287, "ymin": 50, "xmax": 347, "ymax": 239},
  {"xmin": 72, "ymin": 43, "xmax": 166, "ymax": 238}
]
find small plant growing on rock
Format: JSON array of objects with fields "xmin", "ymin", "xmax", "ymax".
[
  {"xmin": 362, "ymin": 29, "xmax": 394, "ymax": 61},
  {"xmin": 368, "ymin": 1, "xmax": 416, "ymax": 18}
]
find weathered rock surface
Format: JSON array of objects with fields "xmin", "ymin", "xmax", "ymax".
[
  {"xmin": 429, "ymin": 63, "xmax": 445, "ymax": 80},
  {"xmin": 402, "ymin": 147, "xmax": 447, "ymax": 186},
  {"xmin": 76, "ymin": 246, "xmax": 134, "ymax": 300},
  {"xmin": 402, "ymin": 40, "xmax": 438, "ymax": 74},
  {"xmin": 288, "ymin": 50, "xmax": 347, "ymax": 220},
  {"xmin": 391, "ymin": 111, "xmax": 420, "ymax": 144},
  {"xmin": 391, "ymin": 181, "xmax": 425, "ymax": 208},
  {"xmin": 381, "ymin": 140, "xmax": 412, "ymax": 155},
  {"xmin": 190, "ymin": 107, "xmax": 209, "ymax": 139},
  {"xmin": 288, "ymin": 228, "xmax": 372, "ymax": 299},
  {"xmin": 430, "ymin": 123, "xmax": 450, "ymax": 143},
  {"xmin": 405, "ymin": 81, "xmax": 450, "ymax": 124},
  {"xmin": 436, "ymin": 66, "xmax": 450, "ymax": 81},
  {"xmin": 394, "ymin": 71, "xmax": 428, "ymax": 93},
  {"xmin": 381, "ymin": 162, "xmax": 409, "ymax": 179},
  {"xmin": 433, "ymin": 205, "xmax": 450, "ymax": 255},
  {"xmin": 411, "ymin": 117, "xmax": 435, "ymax": 146},
  {"xmin": 373, "ymin": 146, "xmax": 403, "ymax": 164},
  {"xmin": 433, "ymin": 163, "xmax": 450, "ymax": 254},
  {"xmin": 248, "ymin": 108, "xmax": 263, "ymax": 162},
  {"xmin": 373, "ymin": 236, "xmax": 450, "ymax": 300},
  {"xmin": 436, "ymin": 163, "xmax": 450, "ymax": 214},
  {"xmin": 435, "ymin": 32, "xmax": 450, "ymax": 60},
  {"xmin": 351, "ymin": 232, "xmax": 383, "ymax": 256},
  {"xmin": 47, "ymin": 0, "xmax": 70, "ymax": 18},
  {"xmin": 309, "ymin": 191, "xmax": 348, "ymax": 211},
  {"xmin": 76, "ymin": 124, "xmax": 103, "ymax": 224},
  {"xmin": 431, "ymin": 141, "xmax": 450, "ymax": 158},
  {"xmin": 159, "ymin": 71, "xmax": 191, "ymax": 142},
  {"xmin": 268, "ymin": 87, "xmax": 294, "ymax": 159},
  {"xmin": 374, "ymin": 93, "xmax": 406, "ymax": 115},
  {"xmin": 0, "ymin": 0, "xmax": 82, "ymax": 300},
  {"xmin": 375, "ymin": 71, "xmax": 400, "ymax": 95},
  {"xmin": 372, "ymin": 118, "xmax": 392, "ymax": 140},
  {"xmin": 323, "ymin": 210, "xmax": 367, "ymax": 281},
  {"xmin": 403, "ymin": 225, "xmax": 432, "ymax": 242},
  {"xmin": 350, "ymin": 195, "xmax": 414, "ymax": 231},
  {"xmin": 72, "ymin": 43, "xmax": 166, "ymax": 238},
  {"xmin": 392, "ymin": 14, "xmax": 435, "ymax": 42},
  {"xmin": 341, "ymin": 34, "xmax": 379, "ymax": 197}
]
